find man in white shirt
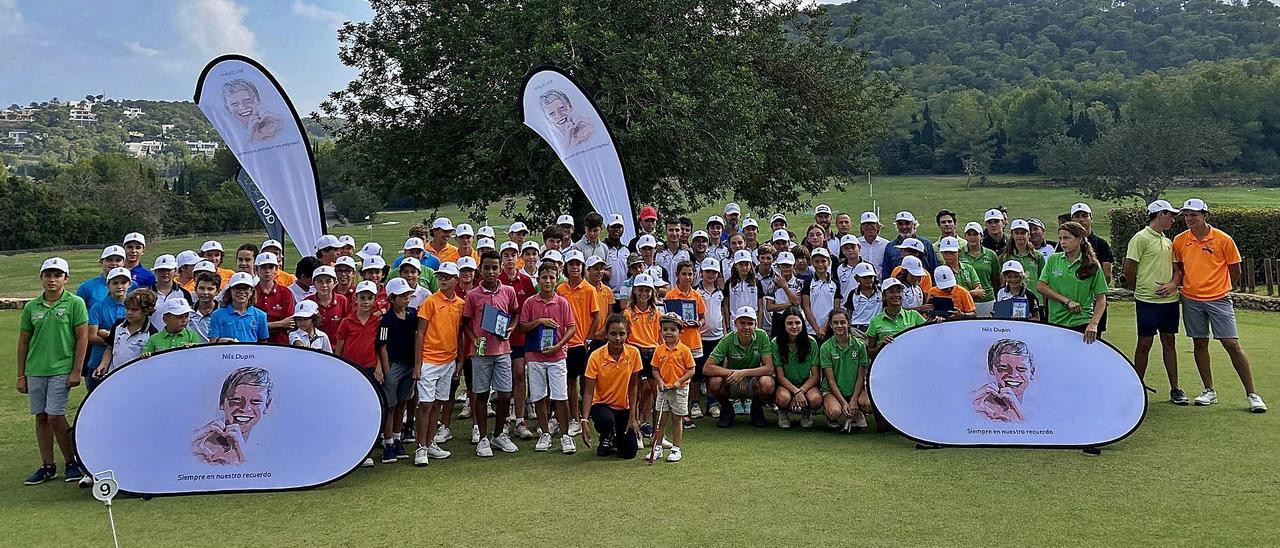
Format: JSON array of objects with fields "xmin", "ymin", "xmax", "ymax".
[{"xmin": 858, "ymin": 212, "xmax": 890, "ymax": 277}]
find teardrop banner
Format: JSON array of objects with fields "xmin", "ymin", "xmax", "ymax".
[
  {"xmin": 868, "ymin": 319, "xmax": 1146, "ymax": 448},
  {"xmin": 75, "ymin": 344, "xmax": 383, "ymax": 495},
  {"xmin": 520, "ymin": 66, "xmax": 636, "ymax": 243},
  {"xmin": 194, "ymin": 55, "xmax": 326, "ymax": 259}
]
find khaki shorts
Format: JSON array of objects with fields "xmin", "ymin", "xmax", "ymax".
[{"xmin": 655, "ymin": 386, "xmax": 690, "ymax": 415}]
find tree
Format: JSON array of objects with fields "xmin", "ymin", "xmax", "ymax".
[
  {"xmin": 324, "ymin": 0, "xmax": 900, "ymax": 222},
  {"xmin": 937, "ymin": 90, "xmax": 995, "ymax": 174},
  {"xmin": 999, "ymin": 84, "xmax": 1070, "ymax": 172}
]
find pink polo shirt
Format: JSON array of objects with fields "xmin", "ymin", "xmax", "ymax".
[
  {"xmin": 463, "ymin": 282, "xmax": 518, "ymax": 356},
  {"xmin": 517, "ymin": 292, "xmax": 576, "ymax": 362}
]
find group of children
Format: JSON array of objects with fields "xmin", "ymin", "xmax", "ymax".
[{"xmin": 18, "ymin": 203, "xmax": 1090, "ymax": 485}]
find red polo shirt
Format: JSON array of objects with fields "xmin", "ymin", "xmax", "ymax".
[
  {"xmin": 307, "ymin": 292, "xmax": 349, "ymax": 343},
  {"xmin": 336, "ymin": 312, "xmax": 379, "ymax": 368},
  {"xmin": 255, "ymin": 282, "xmax": 295, "ymax": 345},
  {"xmin": 499, "ymin": 270, "xmax": 536, "ymax": 347}
]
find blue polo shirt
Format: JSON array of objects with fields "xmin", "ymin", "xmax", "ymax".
[
  {"xmin": 87, "ymin": 297, "xmax": 126, "ymax": 372},
  {"xmin": 208, "ymin": 306, "xmax": 270, "ymax": 342},
  {"xmin": 76, "ymin": 274, "xmax": 136, "ymax": 315},
  {"xmin": 130, "ymin": 264, "xmax": 156, "ymax": 289}
]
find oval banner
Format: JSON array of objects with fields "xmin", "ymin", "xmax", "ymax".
[
  {"xmin": 75, "ymin": 344, "xmax": 383, "ymax": 495},
  {"xmin": 868, "ymin": 320, "xmax": 1145, "ymax": 448}
]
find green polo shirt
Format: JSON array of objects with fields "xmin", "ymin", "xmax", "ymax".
[
  {"xmin": 709, "ymin": 329, "xmax": 772, "ymax": 370},
  {"xmin": 952, "ymin": 262, "xmax": 986, "ymax": 301},
  {"xmin": 19, "ymin": 290, "xmax": 89, "ymax": 377},
  {"xmin": 819, "ymin": 336, "xmax": 869, "ymax": 396},
  {"xmin": 1125, "ymin": 226, "xmax": 1176, "ymax": 304},
  {"xmin": 1039, "ymin": 252, "xmax": 1109, "ymax": 327},
  {"xmin": 143, "ymin": 328, "xmax": 204, "ymax": 354},
  {"xmin": 959, "ymin": 247, "xmax": 999, "ymax": 303},
  {"xmin": 1004, "ymin": 248, "xmax": 1045, "ymax": 304},
  {"xmin": 866, "ymin": 308, "xmax": 927, "ymax": 346},
  {"xmin": 770, "ymin": 336, "xmax": 819, "ymax": 387}
]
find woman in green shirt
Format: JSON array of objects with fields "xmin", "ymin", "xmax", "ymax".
[
  {"xmin": 999, "ymin": 219, "xmax": 1046, "ymax": 308},
  {"xmin": 1037, "ymin": 221, "xmax": 1108, "ymax": 344},
  {"xmin": 820, "ymin": 309, "xmax": 871, "ymax": 432},
  {"xmin": 770, "ymin": 308, "xmax": 821, "ymax": 428},
  {"xmin": 866, "ymin": 278, "xmax": 929, "ymax": 358}
]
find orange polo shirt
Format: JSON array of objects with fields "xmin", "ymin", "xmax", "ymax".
[
  {"xmin": 926, "ymin": 285, "xmax": 975, "ymax": 314},
  {"xmin": 624, "ymin": 306, "xmax": 660, "ymax": 349},
  {"xmin": 428, "ymin": 242, "xmax": 460, "ymax": 264},
  {"xmin": 586, "ymin": 344, "xmax": 642, "ymax": 410},
  {"xmin": 417, "ymin": 290, "xmax": 464, "ymax": 365},
  {"xmin": 1173, "ymin": 226, "xmax": 1241, "ymax": 302},
  {"xmin": 664, "ymin": 286, "xmax": 707, "ymax": 351},
  {"xmin": 652, "ymin": 341, "xmax": 695, "ymax": 386},
  {"xmin": 557, "ymin": 280, "xmax": 599, "ymax": 347}
]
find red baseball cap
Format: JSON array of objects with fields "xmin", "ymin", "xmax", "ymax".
[{"xmin": 639, "ymin": 206, "xmax": 658, "ymax": 220}]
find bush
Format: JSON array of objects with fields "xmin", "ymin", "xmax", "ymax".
[
  {"xmin": 330, "ymin": 186, "xmax": 383, "ymax": 224},
  {"xmin": 1110, "ymin": 207, "xmax": 1280, "ymax": 285}
]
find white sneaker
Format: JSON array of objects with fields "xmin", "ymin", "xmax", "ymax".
[
  {"xmin": 567, "ymin": 419, "xmax": 582, "ymax": 436},
  {"xmin": 434, "ymin": 424, "xmax": 453, "ymax": 443},
  {"xmin": 361, "ymin": 457, "xmax": 375, "ymax": 468},
  {"xmin": 667, "ymin": 446, "xmax": 682, "ymax": 462},
  {"xmin": 1194, "ymin": 388, "xmax": 1218, "ymax": 406},
  {"xmin": 476, "ymin": 437, "xmax": 494, "ymax": 457},
  {"xmin": 526, "ymin": 404, "xmax": 537, "ymax": 420},
  {"xmin": 413, "ymin": 446, "xmax": 430, "ymax": 466},
  {"xmin": 661, "ymin": 437, "xmax": 673, "ymax": 449},
  {"xmin": 459, "ymin": 405, "xmax": 472, "ymax": 419},
  {"xmin": 1248, "ymin": 393, "xmax": 1268, "ymax": 413},
  {"xmin": 493, "ymin": 433, "xmax": 519, "ymax": 453},
  {"xmin": 777, "ymin": 411, "xmax": 791, "ymax": 429},
  {"xmin": 689, "ymin": 403, "xmax": 704, "ymax": 419},
  {"xmin": 471, "ymin": 425, "xmax": 481, "ymax": 444},
  {"xmin": 852, "ymin": 412, "xmax": 868, "ymax": 428},
  {"xmin": 535, "ymin": 433, "xmax": 552, "ymax": 452},
  {"xmin": 560, "ymin": 435, "xmax": 577, "ymax": 454},
  {"xmin": 548, "ymin": 418, "xmax": 560, "ymax": 436},
  {"xmin": 515, "ymin": 420, "xmax": 535, "ymax": 440},
  {"xmin": 708, "ymin": 402, "xmax": 721, "ymax": 418},
  {"xmin": 426, "ymin": 443, "xmax": 452, "ymax": 459},
  {"xmin": 800, "ymin": 410, "xmax": 814, "ymax": 428},
  {"xmin": 649, "ymin": 445, "xmax": 663, "ymax": 461}
]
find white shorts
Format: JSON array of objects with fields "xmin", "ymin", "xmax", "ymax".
[
  {"xmin": 527, "ymin": 360, "xmax": 568, "ymax": 402},
  {"xmin": 655, "ymin": 385, "xmax": 690, "ymax": 416},
  {"xmin": 416, "ymin": 360, "xmax": 456, "ymax": 403}
]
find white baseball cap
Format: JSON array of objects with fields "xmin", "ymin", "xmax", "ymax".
[
  {"xmin": 648, "ymin": 267, "xmax": 669, "ymax": 286},
  {"xmin": 152, "ymin": 254, "xmax": 178, "ymax": 271},
  {"xmin": 41, "ymin": 257, "xmax": 70, "ymax": 275},
  {"xmin": 508, "ymin": 221, "xmax": 529, "ymax": 234},
  {"xmin": 432, "ymin": 217, "xmax": 455, "ymax": 232},
  {"xmin": 100, "ymin": 245, "xmax": 126, "ymax": 260},
  {"xmin": 733, "ymin": 249, "xmax": 753, "ymax": 265},
  {"xmin": 562, "ymin": 250, "xmax": 585, "ymax": 264},
  {"xmin": 457, "ymin": 256, "xmax": 478, "ymax": 271},
  {"xmin": 636, "ymin": 234, "xmax": 658, "ymax": 249},
  {"xmin": 477, "ymin": 226, "xmax": 497, "ymax": 239},
  {"xmin": 123, "ymin": 232, "xmax": 146, "ymax": 246},
  {"xmin": 261, "ymin": 239, "xmax": 283, "ymax": 252},
  {"xmin": 852, "ymin": 262, "xmax": 876, "ymax": 278},
  {"xmin": 315, "ymin": 234, "xmax": 341, "ymax": 251},
  {"xmin": 385, "ymin": 277, "xmax": 413, "ymax": 296},
  {"xmin": 312, "ymin": 265, "xmax": 336, "ymax": 279},
  {"xmin": 1001, "ymin": 260, "xmax": 1025, "ymax": 274},
  {"xmin": 1181, "ymin": 198, "xmax": 1208, "ymax": 212},
  {"xmin": 733, "ymin": 306, "xmax": 757, "ymax": 321},
  {"xmin": 938, "ymin": 236, "xmax": 961, "ymax": 253},
  {"xmin": 193, "ymin": 261, "xmax": 217, "ymax": 275},
  {"xmin": 771, "ymin": 229, "xmax": 790, "ymax": 243},
  {"xmin": 106, "ymin": 266, "xmax": 130, "ymax": 280},
  {"xmin": 895, "ymin": 238, "xmax": 925, "ymax": 253},
  {"xmin": 770, "ymin": 213, "xmax": 787, "ymax": 224},
  {"xmin": 815, "ymin": 204, "xmax": 832, "ymax": 215},
  {"xmin": 724, "ymin": 203, "xmax": 742, "ymax": 215},
  {"xmin": 436, "ymin": 262, "xmax": 460, "ymax": 277},
  {"xmin": 227, "ymin": 272, "xmax": 255, "ymax": 288},
  {"xmin": 556, "ymin": 214, "xmax": 575, "ymax": 227},
  {"xmin": 163, "ymin": 298, "xmax": 193, "ymax": 317},
  {"xmin": 964, "ymin": 222, "xmax": 983, "ymax": 234},
  {"xmin": 399, "ymin": 257, "xmax": 422, "ymax": 272},
  {"xmin": 1010, "ymin": 219, "xmax": 1030, "ymax": 231},
  {"xmin": 776, "ymin": 251, "xmax": 796, "ymax": 266},
  {"xmin": 176, "ymin": 250, "xmax": 201, "ymax": 267},
  {"xmin": 293, "ymin": 300, "xmax": 320, "ymax": 318},
  {"xmin": 199, "ymin": 240, "xmax": 223, "ymax": 253},
  {"xmin": 335, "ymin": 256, "xmax": 358, "ymax": 270},
  {"xmin": 692, "ymin": 230, "xmax": 709, "ymax": 241},
  {"xmin": 357, "ymin": 242, "xmax": 383, "ymax": 260},
  {"xmin": 1070, "ymin": 203, "xmax": 1093, "ymax": 215},
  {"xmin": 355, "ymin": 280, "xmax": 379, "ymax": 295},
  {"xmin": 1147, "ymin": 200, "xmax": 1180, "ymax": 214},
  {"xmin": 477, "ymin": 238, "xmax": 496, "ymax": 250},
  {"xmin": 742, "ymin": 218, "xmax": 759, "ymax": 229},
  {"xmin": 542, "ymin": 250, "xmax": 564, "ymax": 264},
  {"xmin": 338, "ymin": 235, "xmax": 356, "ymax": 248},
  {"xmin": 894, "ymin": 211, "xmax": 916, "ymax": 223},
  {"xmin": 455, "ymin": 223, "xmax": 475, "ymax": 237},
  {"xmin": 933, "ymin": 265, "xmax": 957, "ymax": 289},
  {"xmin": 701, "ymin": 257, "xmax": 720, "ymax": 272},
  {"xmin": 403, "ymin": 237, "xmax": 426, "ymax": 251},
  {"xmin": 984, "ymin": 208, "xmax": 1003, "ymax": 222},
  {"xmin": 521, "ymin": 240, "xmax": 541, "ymax": 253},
  {"xmin": 633, "ymin": 273, "xmax": 656, "ymax": 289},
  {"xmin": 500, "ymin": 241, "xmax": 520, "ymax": 253},
  {"xmin": 1028, "ymin": 218, "xmax": 1047, "ymax": 229},
  {"xmin": 362, "ymin": 255, "xmax": 387, "ymax": 271},
  {"xmin": 706, "ymin": 215, "xmax": 725, "ymax": 227},
  {"xmin": 811, "ymin": 247, "xmax": 831, "ymax": 260},
  {"xmin": 901, "ymin": 256, "xmax": 927, "ymax": 277},
  {"xmin": 608, "ymin": 214, "xmax": 625, "ymax": 227},
  {"xmin": 254, "ymin": 252, "xmax": 279, "ymax": 267},
  {"xmin": 586, "ymin": 255, "xmax": 605, "ymax": 268},
  {"xmin": 880, "ymin": 277, "xmax": 904, "ymax": 291},
  {"xmin": 860, "ymin": 212, "xmax": 879, "ymax": 224},
  {"xmin": 840, "ymin": 234, "xmax": 860, "ymax": 248}
]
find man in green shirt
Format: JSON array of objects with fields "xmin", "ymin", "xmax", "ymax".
[
  {"xmin": 144, "ymin": 299, "xmax": 204, "ymax": 354},
  {"xmin": 18, "ymin": 257, "xmax": 89, "ymax": 485},
  {"xmin": 704, "ymin": 306, "xmax": 776, "ymax": 428},
  {"xmin": 1124, "ymin": 200, "xmax": 1185, "ymax": 404}
]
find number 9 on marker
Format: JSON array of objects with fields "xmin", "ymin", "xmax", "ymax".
[{"xmin": 93, "ymin": 478, "xmax": 119, "ymax": 503}]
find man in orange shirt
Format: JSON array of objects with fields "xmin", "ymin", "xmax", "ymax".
[
  {"xmin": 412, "ymin": 262, "xmax": 466, "ymax": 466},
  {"xmin": 427, "ymin": 217, "xmax": 460, "ymax": 265},
  {"xmin": 926, "ymin": 266, "xmax": 976, "ymax": 320},
  {"xmin": 1172, "ymin": 199, "xmax": 1266, "ymax": 412},
  {"xmin": 581, "ymin": 313, "xmax": 643, "ymax": 459},
  {"xmin": 557, "ymin": 250, "xmax": 600, "ymax": 437}
]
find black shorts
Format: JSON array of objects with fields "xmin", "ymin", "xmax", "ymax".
[
  {"xmin": 1136, "ymin": 300, "xmax": 1180, "ymax": 337},
  {"xmin": 511, "ymin": 345, "xmax": 526, "ymax": 360},
  {"xmin": 694, "ymin": 338, "xmax": 721, "ymax": 381},
  {"xmin": 637, "ymin": 347, "xmax": 655, "ymax": 379},
  {"xmin": 566, "ymin": 345, "xmax": 589, "ymax": 378},
  {"xmin": 588, "ymin": 338, "xmax": 607, "ymax": 354}
]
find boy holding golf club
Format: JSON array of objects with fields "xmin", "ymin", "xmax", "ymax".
[{"xmin": 651, "ymin": 312, "xmax": 694, "ymax": 462}]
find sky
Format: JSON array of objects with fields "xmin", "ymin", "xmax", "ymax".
[{"xmin": 0, "ymin": 0, "xmax": 373, "ymax": 114}]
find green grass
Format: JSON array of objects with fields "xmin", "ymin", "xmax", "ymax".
[{"xmin": 0, "ymin": 302, "xmax": 1277, "ymax": 545}]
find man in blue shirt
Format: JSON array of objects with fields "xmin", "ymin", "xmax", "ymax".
[
  {"xmin": 880, "ymin": 211, "xmax": 938, "ymax": 276},
  {"xmin": 123, "ymin": 232, "xmax": 156, "ymax": 288}
]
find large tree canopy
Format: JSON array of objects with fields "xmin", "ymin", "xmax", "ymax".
[{"xmin": 323, "ymin": 0, "xmax": 899, "ymax": 223}]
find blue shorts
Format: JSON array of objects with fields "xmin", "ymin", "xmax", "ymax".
[{"xmin": 1135, "ymin": 300, "xmax": 1179, "ymax": 337}]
